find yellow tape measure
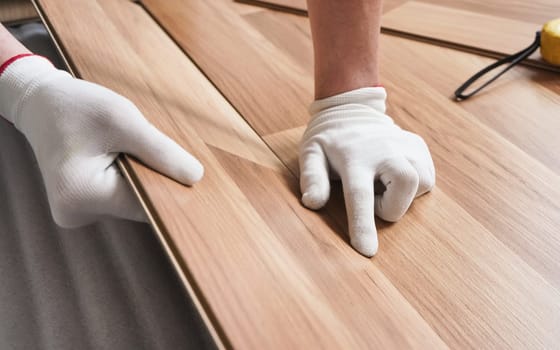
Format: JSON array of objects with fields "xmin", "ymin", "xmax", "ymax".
[
  {"xmin": 455, "ymin": 18, "xmax": 560, "ymax": 100},
  {"xmin": 541, "ymin": 18, "xmax": 560, "ymax": 65}
]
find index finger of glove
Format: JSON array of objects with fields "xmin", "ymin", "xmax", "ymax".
[{"xmin": 340, "ymin": 167, "xmax": 378, "ymax": 257}]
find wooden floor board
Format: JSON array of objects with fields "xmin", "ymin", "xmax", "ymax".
[
  {"xmin": 240, "ymin": 0, "xmax": 560, "ymax": 71},
  {"xmin": 35, "ymin": 0, "xmax": 454, "ymax": 348},
  {"xmin": 97, "ymin": 0, "xmax": 284, "ymax": 173},
  {"xmin": 0, "ymin": 0, "xmax": 37, "ymax": 23},
  {"xmin": 141, "ymin": 0, "xmax": 313, "ymax": 135},
  {"xmin": 247, "ymin": 0, "xmax": 560, "ymax": 24},
  {"xmin": 380, "ymin": 36, "xmax": 560, "ymax": 175},
  {"xmin": 235, "ymin": 0, "xmax": 307, "ymax": 15},
  {"xmin": 140, "ymin": 1, "xmax": 560, "ymax": 347},
  {"xmin": 381, "ymin": 1, "xmax": 552, "ymax": 68},
  {"xmin": 243, "ymin": 10, "xmax": 314, "ymax": 74},
  {"xmin": 234, "ymin": 0, "xmax": 410, "ymax": 14},
  {"xmin": 35, "ymin": 0, "xmax": 560, "ymax": 348},
  {"xmin": 418, "ymin": 0, "xmax": 559, "ymax": 25},
  {"xmin": 220, "ymin": 9, "xmax": 560, "ymax": 286}
]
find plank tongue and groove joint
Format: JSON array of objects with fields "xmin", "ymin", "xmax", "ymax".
[{"xmin": 33, "ymin": 0, "xmax": 560, "ymax": 349}]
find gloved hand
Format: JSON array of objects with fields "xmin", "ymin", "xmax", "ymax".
[
  {"xmin": 299, "ymin": 87, "xmax": 435, "ymax": 257},
  {"xmin": 0, "ymin": 55, "xmax": 203, "ymax": 227}
]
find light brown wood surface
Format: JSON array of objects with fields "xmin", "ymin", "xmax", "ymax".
[
  {"xmin": 36, "ymin": 0, "xmax": 560, "ymax": 348},
  {"xmin": 0, "ymin": 0, "xmax": 37, "ymax": 23},
  {"xmin": 143, "ymin": 0, "xmax": 560, "ymax": 348},
  {"xmin": 381, "ymin": 1, "xmax": 556, "ymax": 70},
  {"xmin": 240, "ymin": 0, "xmax": 560, "ymax": 71},
  {"xmin": 235, "ymin": 0, "xmax": 307, "ymax": 14},
  {"xmin": 235, "ymin": 0, "xmax": 409, "ymax": 14},
  {"xmin": 417, "ymin": 0, "xmax": 560, "ymax": 24},
  {"xmin": 33, "ymin": 0, "xmax": 446, "ymax": 349},
  {"xmin": 239, "ymin": 0, "xmax": 560, "ymax": 24}
]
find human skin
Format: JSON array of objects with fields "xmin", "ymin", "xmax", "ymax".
[
  {"xmin": 306, "ymin": 0, "xmax": 383, "ymax": 99},
  {"xmin": 0, "ymin": 24, "xmax": 31, "ymax": 65}
]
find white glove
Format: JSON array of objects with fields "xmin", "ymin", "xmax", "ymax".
[
  {"xmin": 299, "ymin": 87, "xmax": 435, "ymax": 257},
  {"xmin": 0, "ymin": 55, "xmax": 203, "ymax": 227}
]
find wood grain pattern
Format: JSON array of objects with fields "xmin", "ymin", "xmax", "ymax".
[
  {"xmin": 238, "ymin": 0, "xmax": 560, "ymax": 24},
  {"xmin": 235, "ymin": 0, "xmax": 409, "ymax": 14},
  {"xmin": 418, "ymin": 0, "xmax": 559, "ymax": 25},
  {"xmin": 140, "ymin": 0, "xmax": 560, "ymax": 348},
  {"xmin": 143, "ymin": 0, "xmax": 312, "ymax": 135},
  {"xmin": 239, "ymin": 0, "xmax": 560, "ymax": 71},
  {"xmin": 241, "ymin": 2, "xmax": 560, "ymax": 289},
  {"xmin": 381, "ymin": 1, "xmax": 554, "ymax": 69},
  {"xmin": 0, "ymin": 0, "xmax": 37, "ymax": 23},
  {"xmin": 34, "ymin": 0, "xmax": 457, "ymax": 349},
  {"xmin": 235, "ymin": 0, "xmax": 307, "ymax": 14}
]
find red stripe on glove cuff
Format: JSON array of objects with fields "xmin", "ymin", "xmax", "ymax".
[{"xmin": 0, "ymin": 53, "xmax": 37, "ymax": 76}]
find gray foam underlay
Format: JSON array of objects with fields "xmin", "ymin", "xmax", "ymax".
[
  {"xmin": 8, "ymin": 22, "xmax": 65, "ymax": 69},
  {"xmin": 1, "ymin": 23, "xmax": 216, "ymax": 350}
]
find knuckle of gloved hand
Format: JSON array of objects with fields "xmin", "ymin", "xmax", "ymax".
[
  {"xmin": 299, "ymin": 136, "xmax": 321, "ymax": 152},
  {"xmin": 406, "ymin": 131, "xmax": 430, "ymax": 148},
  {"xmin": 398, "ymin": 166, "xmax": 420, "ymax": 187},
  {"xmin": 421, "ymin": 171, "xmax": 436, "ymax": 193}
]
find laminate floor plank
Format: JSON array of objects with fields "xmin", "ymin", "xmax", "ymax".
[
  {"xmin": 243, "ymin": 10, "xmax": 313, "ymax": 76},
  {"xmin": 140, "ymin": 1, "xmax": 560, "ymax": 348},
  {"xmin": 97, "ymin": 0, "xmax": 284, "ymax": 173},
  {"xmin": 234, "ymin": 0, "xmax": 409, "ymax": 14},
  {"xmin": 142, "ymin": 0, "xmax": 313, "ymax": 136},
  {"xmin": 267, "ymin": 125, "xmax": 560, "ymax": 349},
  {"xmin": 235, "ymin": 0, "xmax": 307, "ymax": 14},
  {"xmin": 380, "ymin": 36, "xmax": 560, "ymax": 175},
  {"xmin": 418, "ymin": 0, "xmax": 559, "ymax": 25},
  {"xmin": 381, "ymin": 1, "xmax": 552, "ymax": 68},
  {"xmin": 248, "ymin": 10, "xmax": 560, "ymax": 287},
  {"xmin": 241, "ymin": 0, "xmax": 559, "ymax": 24},
  {"xmin": 253, "ymin": 12, "xmax": 560, "ymax": 177},
  {"xmin": 0, "ymin": 0, "xmax": 37, "ymax": 23},
  {"xmin": 35, "ymin": 0, "xmax": 457, "ymax": 349},
  {"xmin": 237, "ymin": 0, "xmax": 560, "ymax": 71}
]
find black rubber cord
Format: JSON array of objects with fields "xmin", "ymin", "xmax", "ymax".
[{"xmin": 454, "ymin": 31, "xmax": 541, "ymax": 100}]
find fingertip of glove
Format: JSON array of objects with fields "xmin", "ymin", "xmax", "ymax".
[
  {"xmin": 301, "ymin": 187, "xmax": 328, "ymax": 210},
  {"xmin": 351, "ymin": 236, "xmax": 379, "ymax": 257},
  {"xmin": 182, "ymin": 161, "xmax": 204, "ymax": 186}
]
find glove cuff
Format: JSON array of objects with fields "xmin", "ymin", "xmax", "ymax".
[
  {"xmin": 0, "ymin": 54, "xmax": 55, "ymax": 125},
  {"xmin": 309, "ymin": 87, "xmax": 387, "ymax": 116}
]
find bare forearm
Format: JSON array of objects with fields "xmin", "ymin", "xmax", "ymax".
[
  {"xmin": 0, "ymin": 24, "xmax": 31, "ymax": 64},
  {"xmin": 306, "ymin": 0, "xmax": 382, "ymax": 99}
]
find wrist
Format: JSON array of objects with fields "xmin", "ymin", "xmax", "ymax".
[
  {"xmin": 309, "ymin": 86, "xmax": 387, "ymax": 116},
  {"xmin": 0, "ymin": 54, "xmax": 55, "ymax": 125},
  {"xmin": 305, "ymin": 87, "xmax": 393, "ymax": 134}
]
